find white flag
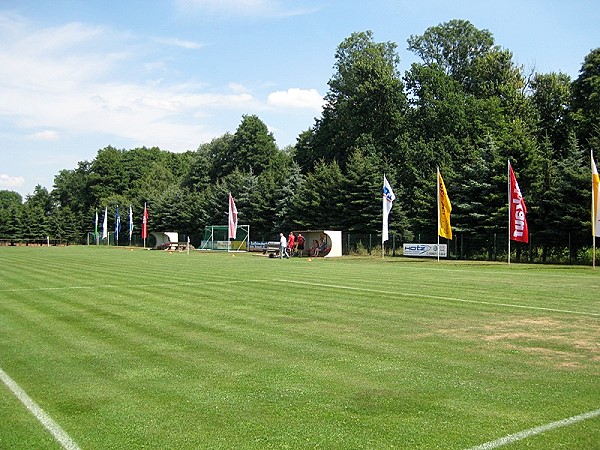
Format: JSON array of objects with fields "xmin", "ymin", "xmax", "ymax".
[
  {"xmin": 129, "ymin": 205, "xmax": 134, "ymax": 241},
  {"xmin": 382, "ymin": 175, "xmax": 396, "ymax": 244},
  {"xmin": 228, "ymin": 193, "xmax": 238, "ymax": 239},
  {"xmin": 102, "ymin": 207, "xmax": 108, "ymax": 240}
]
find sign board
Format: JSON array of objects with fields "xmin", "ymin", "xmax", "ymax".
[{"xmin": 403, "ymin": 243, "xmax": 447, "ymax": 258}]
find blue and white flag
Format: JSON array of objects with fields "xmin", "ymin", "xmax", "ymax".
[
  {"xmin": 382, "ymin": 175, "xmax": 396, "ymax": 244},
  {"xmin": 115, "ymin": 205, "xmax": 121, "ymax": 242}
]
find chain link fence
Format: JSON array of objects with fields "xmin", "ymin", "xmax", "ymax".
[{"xmin": 342, "ymin": 230, "xmax": 593, "ymax": 265}]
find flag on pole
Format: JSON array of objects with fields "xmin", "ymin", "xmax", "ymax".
[
  {"xmin": 508, "ymin": 162, "xmax": 528, "ymax": 243},
  {"xmin": 102, "ymin": 207, "xmax": 108, "ymax": 240},
  {"xmin": 437, "ymin": 168, "xmax": 452, "ymax": 240},
  {"xmin": 382, "ymin": 175, "xmax": 396, "ymax": 244},
  {"xmin": 142, "ymin": 203, "xmax": 149, "ymax": 240},
  {"xmin": 228, "ymin": 193, "xmax": 238, "ymax": 239},
  {"xmin": 115, "ymin": 205, "xmax": 121, "ymax": 244},
  {"xmin": 94, "ymin": 209, "xmax": 99, "ymax": 244},
  {"xmin": 592, "ymin": 151, "xmax": 600, "ymax": 237},
  {"xmin": 129, "ymin": 205, "xmax": 134, "ymax": 242}
]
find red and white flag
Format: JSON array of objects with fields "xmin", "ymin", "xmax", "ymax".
[
  {"xmin": 142, "ymin": 202, "xmax": 149, "ymax": 240},
  {"xmin": 228, "ymin": 193, "xmax": 238, "ymax": 239},
  {"xmin": 509, "ymin": 162, "xmax": 528, "ymax": 243}
]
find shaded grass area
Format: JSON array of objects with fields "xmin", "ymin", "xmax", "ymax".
[{"xmin": 0, "ymin": 246, "xmax": 599, "ymax": 449}]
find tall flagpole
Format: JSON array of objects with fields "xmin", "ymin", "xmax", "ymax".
[
  {"xmin": 437, "ymin": 167, "xmax": 440, "ymax": 262},
  {"xmin": 142, "ymin": 202, "xmax": 148, "ymax": 249},
  {"xmin": 382, "ymin": 175, "xmax": 385, "ymax": 259},
  {"xmin": 508, "ymin": 160, "xmax": 511, "ymax": 265},
  {"xmin": 592, "ymin": 150, "xmax": 596, "ymax": 269},
  {"xmin": 382, "ymin": 176, "xmax": 385, "ymax": 259}
]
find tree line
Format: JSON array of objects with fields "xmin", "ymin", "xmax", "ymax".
[{"xmin": 1, "ymin": 20, "xmax": 599, "ymax": 262}]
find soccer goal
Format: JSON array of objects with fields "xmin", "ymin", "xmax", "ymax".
[{"xmin": 200, "ymin": 225, "xmax": 249, "ymax": 252}]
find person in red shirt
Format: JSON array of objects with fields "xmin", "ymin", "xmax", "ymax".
[
  {"xmin": 287, "ymin": 232, "xmax": 295, "ymax": 256},
  {"xmin": 296, "ymin": 233, "xmax": 305, "ymax": 257}
]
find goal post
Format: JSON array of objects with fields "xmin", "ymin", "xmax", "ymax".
[{"xmin": 200, "ymin": 225, "xmax": 250, "ymax": 252}]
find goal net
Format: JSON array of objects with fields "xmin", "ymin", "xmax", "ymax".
[{"xmin": 200, "ymin": 225, "xmax": 249, "ymax": 252}]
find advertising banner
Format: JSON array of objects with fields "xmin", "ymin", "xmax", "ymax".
[{"xmin": 403, "ymin": 243, "xmax": 447, "ymax": 258}]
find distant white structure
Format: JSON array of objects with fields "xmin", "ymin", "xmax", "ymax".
[
  {"xmin": 151, "ymin": 232, "xmax": 179, "ymax": 249},
  {"xmin": 294, "ymin": 230, "xmax": 342, "ymax": 257}
]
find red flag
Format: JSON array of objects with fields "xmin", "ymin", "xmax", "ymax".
[
  {"xmin": 142, "ymin": 203, "xmax": 149, "ymax": 240},
  {"xmin": 228, "ymin": 193, "xmax": 238, "ymax": 239},
  {"xmin": 509, "ymin": 163, "xmax": 528, "ymax": 243}
]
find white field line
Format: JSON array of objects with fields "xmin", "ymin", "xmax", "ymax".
[
  {"xmin": 0, "ymin": 367, "xmax": 81, "ymax": 450},
  {"xmin": 466, "ymin": 407, "xmax": 600, "ymax": 449},
  {"xmin": 275, "ymin": 279, "xmax": 600, "ymax": 317}
]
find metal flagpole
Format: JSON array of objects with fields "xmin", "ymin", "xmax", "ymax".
[
  {"xmin": 593, "ymin": 151, "xmax": 597, "ymax": 269},
  {"xmin": 508, "ymin": 160, "xmax": 511, "ymax": 265},
  {"xmin": 382, "ymin": 176, "xmax": 385, "ymax": 259},
  {"xmin": 437, "ymin": 167, "xmax": 440, "ymax": 262}
]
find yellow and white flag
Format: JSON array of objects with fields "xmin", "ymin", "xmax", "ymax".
[
  {"xmin": 437, "ymin": 168, "xmax": 452, "ymax": 240},
  {"xmin": 592, "ymin": 151, "xmax": 600, "ymax": 237}
]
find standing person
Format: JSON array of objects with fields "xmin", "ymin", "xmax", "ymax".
[
  {"xmin": 279, "ymin": 232, "xmax": 289, "ymax": 259},
  {"xmin": 288, "ymin": 231, "xmax": 295, "ymax": 257},
  {"xmin": 296, "ymin": 233, "xmax": 305, "ymax": 257}
]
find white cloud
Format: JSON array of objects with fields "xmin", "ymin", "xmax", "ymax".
[
  {"xmin": 0, "ymin": 12, "xmax": 323, "ymax": 159},
  {"xmin": 0, "ymin": 13, "xmax": 264, "ymax": 152},
  {"xmin": 155, "ymin": 37, "xmax": 205, "ymax": 49},
  {"xmin": 267, "ymin": 88, "xmax": 324, "ymax": 110},
  {"xmin": 0, "ymin": 174, "xmax": 25, "ymax": 188},
  {"xmin": 28, "ymin": 130, "xmax": 60, "ymax": 141}
]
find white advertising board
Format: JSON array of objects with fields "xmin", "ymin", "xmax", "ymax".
[{"xmin": 403, "ymin": 243, "xmax": 447, "ymax": 258}]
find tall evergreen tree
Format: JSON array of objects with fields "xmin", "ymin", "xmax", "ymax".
[
  {"xmin": 571, "ymin": 48, "xmax": 600, "ymax": 149},
  {"xmin": 228, "ymin": 115, "xmax": 279, "ymax": 176},
  {"xmin": 305, "ymin": 30, "xmax": 407, "ymax": 168},
  {"xmin": 292, "ymin": 160, "xmax": 346, "ymax": 230}
]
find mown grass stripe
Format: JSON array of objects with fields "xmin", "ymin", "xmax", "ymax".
[
  {"xmin": 276, "ymin": 279, "xmax": 600, "ymax": 317},
  {"xmin": 0, "ymin": 278, "xmax": 260, "ymax": 293}
]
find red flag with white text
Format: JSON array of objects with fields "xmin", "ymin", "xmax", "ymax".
[
  {"xmin": 509, "ymin": 163, "xmax": 528, "ymax": 243},
  {"xmin": 228, "ymin": 193, "xmax": 238, "ymax": 239},
  {"xmin": 142, "ymin": 203, "xmax": 149, "ymax": 240}
]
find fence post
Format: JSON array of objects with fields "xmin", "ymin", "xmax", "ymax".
[{"xmin": 529, "ymin": 232, "xmax": 533, "ymax": 263}]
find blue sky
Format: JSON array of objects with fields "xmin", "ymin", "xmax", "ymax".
[{"xmin": 1, "ymin": 0, "xmax": 598, "ymax": 198}]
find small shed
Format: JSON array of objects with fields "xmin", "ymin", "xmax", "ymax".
[{"xmin": 294, "ymin": 230, "xmax": 342, "ymax": 257}]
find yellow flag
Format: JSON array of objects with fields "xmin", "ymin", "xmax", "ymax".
[
  {"xmin": 592, "ymin": 151, "xmax": 600, "ymax": 237},
  {"xmin": 438, "ymin": 169, "xmax": 452, "ymax": 240}
]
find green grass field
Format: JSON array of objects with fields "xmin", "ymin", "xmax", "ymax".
[{"xmin": 1, "ymin": 246, "xmax": 599, "ymax": 449}]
